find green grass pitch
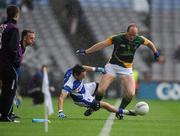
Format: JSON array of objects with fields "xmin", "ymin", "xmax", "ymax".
[{"xmin": 0, "ymin": 97, "xmax": 180, "ymax": 136}]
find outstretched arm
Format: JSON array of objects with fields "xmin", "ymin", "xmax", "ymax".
[
  {"xmin": 82, "ymin": 65, "xmax": 106, "ymax": 74},
  {"xmin": 58, "ymin": 90, "xmax": 68, "ymax": 111},
  {"xmin": 82, "ymin": 65, "xmax": 96, "ymax": 72},
  {"xmin": 142, "ymin": 36, "xmax": 159, "ymax": 61},
  {"xmin": 146, "ymin": 40, "xmax": 158, "ymax": 53},
  {"xmin": 76, "ymin": 37, "xmax": 113, "ymax": 55},
  {"xmin": 146, "ymin": 40, "xmax": 160, "ymax": 61},
  {"xmin": 58, "ymin": 90, "xmax": 68, "ymax": 118},
  {"xmin": 85, "ymin": 40, "xmax": 112, "ymax": 54}
]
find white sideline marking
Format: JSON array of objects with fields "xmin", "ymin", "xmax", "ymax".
[{"xmin": 99, "ymin": 99, "xmax": 120, "ymax": 136}]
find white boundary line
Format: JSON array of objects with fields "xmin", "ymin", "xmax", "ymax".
[{"xmin": 99, "ymin": 99, "xmax": 120, "ymax": 136}]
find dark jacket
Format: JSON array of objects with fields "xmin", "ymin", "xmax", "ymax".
[{"xmin": 0, "ymin": 18, "xmax": 20, "ymax": 67}]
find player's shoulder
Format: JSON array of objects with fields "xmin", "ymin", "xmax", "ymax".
[
  {"xmin": 137, "ymin": 35, "xmax": 149, "ymax": 40},
  {"xmin": 136, "ymin": 35, "xmax": 151, "ymax": 45},
  {"xmin": 65, "ymin": 68, "xmax": 73, "ymax": 75},
  {"xmin": 109, "ymin": 32, "xmax": 125, "ymax": 41},
  {"xmin": 64, "ymin": 68, "xmax": 73, "ymax": 83},
  {"xmin": 63, "ymin": 70, "xmax": 74, "ymax": 93},
  {"xmin": 113, "ymin": 32, "xmax": 125, "ymax": 37}
]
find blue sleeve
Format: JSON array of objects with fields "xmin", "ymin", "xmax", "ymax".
[
  {"xmin": 63, "ymin": 85, "xmax": 72, "ymax": 93},
  {"xmin": 64, "ymin": 69, "xmax": 72, "ymax": 84}
]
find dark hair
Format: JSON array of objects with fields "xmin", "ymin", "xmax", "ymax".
[
  {"xmin": 6, "ymin": 5, "xmax": 19, "ymax": 19},
  {"xmin": 127, "ymin": 23, "xmax": 138, "ymax": 32},
  {"xmin": 72, "ymin": 64, "xmax": 85, "ymax": 76},
  {"xmin": 21, "ymin": 29, "xmax": 34, "ymax": 40}
]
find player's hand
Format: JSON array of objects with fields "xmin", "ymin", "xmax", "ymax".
[
  {"xmin": 58, "ymin": 111, "xmax": 66, "ymax": 118},
  {"xmin": 76, "ymin": 49, "xmax": 86, "ymax": 55},
  {"xmin": 95, "ymin": 67, "xmax": 106, "ymax": 74},
  {"xmin": 154, "ymin": 51, "xmax": 160, "ymax": 61}
]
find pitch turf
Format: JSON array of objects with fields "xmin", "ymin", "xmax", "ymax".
[{"xmin": 0, "ymin": 98, "xmax": 180, "ymax": 136}]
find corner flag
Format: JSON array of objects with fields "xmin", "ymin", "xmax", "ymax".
[
  {"xmin": 42, "ymin": 67, "xmax": 54, "ymax": 115},
  {"xmin": 42, "ymin": 67, "xmax": 54, "ymax": 132}
]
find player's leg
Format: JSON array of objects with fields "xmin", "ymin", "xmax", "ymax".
[
  {"xmin": 84, "ymin": 99, "xmax": 130, "ymax": 117},
  {"xmin": 83, "ymin": 99, "xmax": 101, "ymax": 116},
  {"xmin": 83, "ymin": 78, "xmax": 114, "ymax": 116},
  {"xmin": 100, "ymin": 101, "xmax": 118, "ymax": 113},
  {"xmin": 95, "ymin": 73, "xmax": 115, "ymax": 101},
  {"xmin": 119, "ymin": 75, "xmax": 135, "ymax": 109},
  {"xmin": 84, "ymin": 63, "xmax": 115, "ymax": 116},
  {"xmin": 83, "ymin": 83, "xmax": 97, "ymax": 116},
  {"xmin": 85, "ymin": 100, "xmax": 136, "ymax": 119},
  {"xmin": 116, "ymin": 75, "xmax": 136, "ymax": 119},
  {"xmin": 95, "ymin": 63, "xmax": 116, "ymax": 101},
  {"xmin": 99, "ymin": 98, "xmax": 136, "ymax": 120}
]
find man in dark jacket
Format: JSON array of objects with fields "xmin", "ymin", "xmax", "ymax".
[
  {"xmin": 0, "ymin": 28, "xmax": 35, "ymax": 122},
  {"xmin": 0, "ymin": 5, "xmax": 21, "ymax": 122}
]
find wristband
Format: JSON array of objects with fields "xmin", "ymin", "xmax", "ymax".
[
  {"xmin": 59, "ymin": 110, "xmax": 63, "ymax": 113},
  {"xmin": 92, "ymin": 67, "xmax": 96, "ymax": 71}
]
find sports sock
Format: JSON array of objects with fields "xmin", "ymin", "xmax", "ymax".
[
  {"xmin": 95, "ymin": 95, "xmax": 103, "ymax": 101},
  {"xmin": 119, "ymin": 97, "xmax": 132, "ymax": 109}
]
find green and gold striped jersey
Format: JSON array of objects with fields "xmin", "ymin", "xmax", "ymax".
[{"xmin": 106, "ymin": 33, "xmax": 150, "ymax": 68}]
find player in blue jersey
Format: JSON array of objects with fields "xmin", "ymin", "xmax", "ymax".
[{"xmin": 58, "ymin": 64, "xmax": 135, "ymax": 118}]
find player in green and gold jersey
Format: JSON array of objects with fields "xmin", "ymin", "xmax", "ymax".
[{"xmin": 76, "ymin": 24, "xmax": 159, "ymax": 119}]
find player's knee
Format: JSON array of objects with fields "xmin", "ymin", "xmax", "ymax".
[
  {"xmin": 98, "ymin": 85, "xmax": 106, "ymax": 95},
  {"xmin": 124, "ymin": 88, "xmax": 135, "ymax": 98},
  {"xmin": 126, "ymin": 90, "xmax": 135, "ymax": 99},
  {"xmin": 90, "ymin": 100, "xmax": 100, "ymax": 111}
]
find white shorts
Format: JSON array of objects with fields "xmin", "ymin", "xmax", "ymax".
[
  {"xmin": 74, "ymin": 82, "xmax": 97, "ymax": 107},
  {"xmin": 105, "ymin": 63, "xmax": 133, "ymax": 77}
]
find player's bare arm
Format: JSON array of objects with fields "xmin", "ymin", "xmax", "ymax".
[
  {"xmin": 58, "ymin": 90, "xmax": 68, "ymax": 111},
  {"xmin": 85, "ymin": 39, "xmax": 111, "ymax": 54},
  {"xmin": 82, "ymin": 65, "xmax": 96, "ymax": 72},
  {"xmin": 82, "ymin": 65, "xmax": 106, "ymax": 74},
  {"xmin": 58, "ymin": 90, "xmax": 68, "ymax": 118},
  {"xmin": 146, "ymin": 39, "xmax": 158, "ymax": 53},
  {"xmin": 146, "ymin": 39, "xmax": 160, "ymax": 61},
  {"xmin": 142, "ymin": 36, "xmax": 160, "ymax": 61}
]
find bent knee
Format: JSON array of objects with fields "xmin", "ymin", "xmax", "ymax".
[
  {"xmin": 97, "ymin": 86, "xmax": 106, "ymax": 95},
  {"xmin": 125, "ymin": 89, "xmax": 135, "ymax": 98},
  {"xmin": 91, "ymin": 100, "xmax": 100, "ymax": 111}
]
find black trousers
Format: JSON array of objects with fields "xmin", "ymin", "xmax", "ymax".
[{"xmin": 0, "ymin": 64, "xmax": 18, "ymax": 118}]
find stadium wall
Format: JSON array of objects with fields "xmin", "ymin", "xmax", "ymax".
[{"xmin": 138, "ymin": 81, "xmax": 180, "ymax": 100}]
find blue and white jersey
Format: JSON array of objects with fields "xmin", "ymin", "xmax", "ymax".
[{"xmin": 63, "ymin": 68, "xmax": 86, "ymax": 102}]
